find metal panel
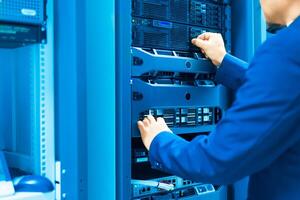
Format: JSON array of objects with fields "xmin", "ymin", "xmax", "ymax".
[
  {"xmin": 231, "ymin": 0, "xmax": 255, "ymax": 62},
  {"xmin": 116, "ymin": 0, "xmax": 132, "ymax": 199},
  {"xmin": 131, "ymin": 79, "xmax": 229, "ymax": 137},
  {"xmin": 131, "ymin": 47, "xmax": 215, "ymax": 77},
  {"xmin": 253, "ymin": 2, "xmax": 267, "ymax": 48},
  {"xmin": 54, "ymin": 0, "xmax": 87, "ymax": 199},
  {"xmin": 0, "ymin": 49, "xmax": 13, "ymax": 151},
  {"xmin": 86, "ymin": 1, "xmax": 116, "ymax": 200}
]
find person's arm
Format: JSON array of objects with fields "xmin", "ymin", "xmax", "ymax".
[
  {"xmin": 215, "ymin": 54, "xmax": 248, "ymax": 91},
  {"xmin": 191, "ymin": 33, "xmax": 248, "ymax": 91},
  {"xmin": 139, "ymin": 47, "xmax": 300, "ymax": 185}
]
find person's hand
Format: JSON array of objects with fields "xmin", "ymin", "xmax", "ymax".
[
  {"xmin": 191, "ymin": 32, "xmax": 227, "ymax": 66},
  {"xmin": 137, "ymin": 115, "xmax": 172, "ymax": 150}
]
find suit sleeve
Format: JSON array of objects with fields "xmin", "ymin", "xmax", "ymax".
[
  {"xmin": 215, "ymin": 54, "xmax": 248, "ymax": 91},
  {"xmin": 148, "ymin": 49, "xmax": 300, "ymax": 185}
]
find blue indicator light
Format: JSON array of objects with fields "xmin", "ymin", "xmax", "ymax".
[
  {"xmin": 136, "ymin": 157, "xmax": 149, "ymax": 163},
  {"xmin": 153, "ymin": 20, "xmax": 173, "ymax": 29}
]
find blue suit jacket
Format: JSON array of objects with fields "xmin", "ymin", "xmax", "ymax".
[{"xmin": 149, "ymin": 17, "xmax": 300, "ymax": 200}]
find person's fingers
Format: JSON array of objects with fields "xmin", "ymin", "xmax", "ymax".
[
  {"xmin": 198, "ymin": 32, "xmax": 211, "ymax": 40},
  {"xmin": 143, "ymin": 117, "xmax": 150, "ymax": 127},
  {"xmin": 157, "ymin": 117, "xmax": 166, "ymax": 124},
  {"xmin": 147, "ymin": 115, "xmax": 156, "ymax": 124},
  {"xmin": 157, "ymin": 117, "xmax": 172, "ymax": 132},
  {"xmin": 197, "ymin": 34, "xmax": 205, "ymax": 40},
  {"xmin": 192, "ymin": 38, "xmax": 208, "ymax": 50},
  {"xmin": 157, "ymin": 117, "xmax": 168, "ymax": 129},
  {"xmin": 137, "ymin": 121, "xmax": 145, "ymax": 132}
]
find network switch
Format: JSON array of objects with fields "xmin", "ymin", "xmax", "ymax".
[
  {"xmin": 132, "ymin": 177, "xmax": 227, "ymax": 200},
  {"xmin": 0, "ymin": 23, "xmax": 46, "ymax": 48},
  {"xmin": 132, "ymin": 175, "xmax": 210, "ymax": 198}
]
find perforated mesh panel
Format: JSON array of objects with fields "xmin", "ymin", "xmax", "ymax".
[
  {"xmin": 133, "ymin": 0, "xmax": 169, "ymax": 19},
  {"xmin": 0, "ymin": 0, "xmax": 44, "ymax": 24},
  {"xmin": 132, "ymin": 0, "xmax": 225, "ymax": 30},
  {"xmin": 143, "ymin": 2, "xmax": 168, "ymax": 19},
  {"xmin": 170, "ymin": 0, "xmax": 188, "ymax": 23},
  {"xmin": 39, "ymin": 44, "xmax": 47, "ymax": 176}
]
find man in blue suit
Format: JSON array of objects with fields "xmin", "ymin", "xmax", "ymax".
[{"xmin": 137, "ymin": 0, "xmax": 300, "ymax": 199}]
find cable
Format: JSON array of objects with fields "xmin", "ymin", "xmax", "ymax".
[{"xmin": 131, "ymin": 179, "xmax": 175, "ymax": 191}]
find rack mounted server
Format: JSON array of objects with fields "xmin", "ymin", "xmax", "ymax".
[{"xmin": 0, "ymin": 0, "xmax": 47, "ymax": 48}]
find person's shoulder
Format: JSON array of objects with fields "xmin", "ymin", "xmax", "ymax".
[
  {"xmin": 247, "ymin": 22, "xmax": 300, "ymax": 86},
  {"xmin": 259, "ymin": 20, "xmax": 300, "ymax": 59}
]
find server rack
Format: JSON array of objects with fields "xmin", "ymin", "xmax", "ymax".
[
  {"xmin": 124, "ymin": 1, "xmax": 231, "ymax": 199},
  {"xmin": 84, "ymin": 0, "xmax": 266, "ymax": 200},
  {"xmin": 113, "ymin": 0, "xmax": 265, "ymax": 200},
  {"xmin": 0, "ymin": 0, "xmax": 55, "ymax": 200}
]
